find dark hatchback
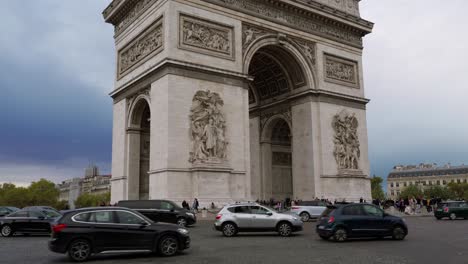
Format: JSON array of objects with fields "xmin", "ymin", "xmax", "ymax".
[
  {"xmin": 434, "ymin": 201, "xmax": 468, "ymax": 220},
  {"xmin": 316, "ymin": 203, "xmax": 408, "ymax": 242},
  {"xmin": 0, "ymin": 206, "xmax": 20, "ymax": 217},
  {"xmin": 0, "ymin": 209, "xmax": 61, "ymax": 237},
  {"xmin": 117, "ymin": 200, "xmax": 196, "ymax": 227},
  {"xmin": 48, "ymin": 207, "xmax": 190, "ymax": 262}
]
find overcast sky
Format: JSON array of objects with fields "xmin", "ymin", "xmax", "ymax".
[{"xmin": 0, "ymin": 1, "xmax": 467, "ymax": 186}]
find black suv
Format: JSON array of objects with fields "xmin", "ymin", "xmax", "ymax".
[
  {"xmin": 316, "ymin": 203, "xmax": 408, "ymax": 242},
  {"xmin": 117, "ymin": 200, "xmax": 196, "ymax": 227},
  {"xmin": 48, "ymin": 207, "xmax": 190, "ymax": 262}
]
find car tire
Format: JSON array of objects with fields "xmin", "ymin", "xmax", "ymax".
[
  {"xmin": 299, "ymin": 212, "xmax": 310, "ymax": 222},
  {"xmin": 177, "ymin": 217, "xmax": 187, "ymax": 227},
  {"xmin": 222, "ymin": 222, "xmax": 238, "ymax": 237},
  {"xmin": 449, "ymin": 213, "xmax": 457, "ymax": 220},
  {"xmin": 277, "ymin": 222, "xmax": 292, "ymax": 237},
  {"xmin": 68, "ymin": 239, "xmax": 92, "ymax": 262},
  {"xmin": 392, "ymin": 226, "xmax": 406, "ymax": 240},
  {"xmin": 1, "ymin": 224, "xmax": 14, "ymax": 237},
  {"xmin": 158, "ymin": 235, "xmax": 179, "ymax": 257},
  {"xmin": 333, "ymin": 228, "xmax": 347, "ymax": 242}
]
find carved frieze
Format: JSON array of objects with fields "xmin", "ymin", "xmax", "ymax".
[
  {"xmin": 332, "ymin": 110, "xmax": 360, "ymax": 171},
  {"xmin": 189, "ymin": 90, "xmax": 228, "ymax": 164},
  {"xmin": 292, "ymin": 38, "xmax": 316, "ymax": 66},
  {"xmin": 180, "ymin": 15, "xmax": 234, "ymax": 60},
  {"xmin": 204, "ymin": 0, "xmax": 364, "ymax": 47},
  {"xmin": 115, "ymin": 0, "xmax": 158, "ymax": 36},
  {"xmin": 324, "ymin": 53, "xmax": 359, "ymax": 88},
  {"xmin": 118, "ymin": 18, "xmax": 163, "ymax": 78},
  {"xmin": 242, "ymin": 24, "xmax": 271, "ymax": 53}
]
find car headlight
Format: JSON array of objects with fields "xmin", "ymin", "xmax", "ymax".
[
  {"xmin": 292, "ymin": 217, "xmax": 299, "ymax": 221},
  {"xmin": 186, "ymin": 213, "xmax": 194, "ymax": 217},
  {"xmin": 177, "ymin": 228, "xmax": 189, "ymax": 235}
]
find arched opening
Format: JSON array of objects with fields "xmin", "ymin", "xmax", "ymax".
[
  {"xmin": 127, "ymin": 98, "xmax": 150, "ymax": 200},
  {"xmin": 248, "ymin": 44, "xmax": 306, "ymax": 201}
]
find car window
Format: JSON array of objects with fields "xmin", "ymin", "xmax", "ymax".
[
  {"xmin": 160, "ymin": 201, "xmax": 174, "ymax": 210},
  {"xmin": 8, "ymin": 211, "xmax": 28, "ymax": 217},
  {"xmin": 0, "ymin": 208, "xmax": 10, "ymax": 214},
  {"xmin": 233, "ymin": 206, "xmax": 250, "ymax": 214},
  {"xmin": 89, "ymin": 211, "xmax": 114, "ymax": 223},
  {"xmin": 342, "ymin": 205, "xmax": 365, "ymax": 216},
  {"xmin": 43, "ymin": 210, "xmax": 61, "ymax": 218},
  {"xmin": 250, "ymin": 206, "xmax": 270, "ymax": 215},
  {"xmin": 116, "ymin": 211, "xmax": 145, "ymax": 224},
  {"xmin": 28, "ymin": 211, "xmax": 45, "ymax": 218},
  {"xmin": 321, "ymin": 208, "xmax": 335, "ymax": 217},
  {"xmin": 73, "ymin": 212, "xmax": 92, "ymax": 222},
  {"xmin": 362, "ymin": 205, "xmax": 383, "ymax": 217}
]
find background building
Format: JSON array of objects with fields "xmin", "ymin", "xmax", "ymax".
[
  {"xmin": 58, "ymin": 165, "xmax": 111, "ymax": 209},
  {"xmin": 387, "ymin": 163, "xmax": 468, "ymax": 199}
]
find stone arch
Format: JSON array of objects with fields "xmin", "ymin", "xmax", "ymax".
[
  {"xmin": 126, "ymin": 94, "xmax": 151, "ymax": 200},
  {"xmin": 261, "ymin": 114, "xmax": 292, "ymax": 143},
  {"xmin": 243, "ymin": 35, "xmax": 316, "ymax": 92}
]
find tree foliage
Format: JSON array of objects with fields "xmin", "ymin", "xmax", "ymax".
[
  {"xmin": 74, "ymin": 192, "xmax": 111, "ymax": 208},
  {"xmin": 423, "ymin": 186, "xmax": 454, "ymax": 200},
  {"xmin": 398, "ymin": 185, "xmax": 423, "ymax": 200},
  {"xmin": 0, "ymin": 179, "xmax": 62, "ymax": 208},
  {"xmin": 370, "ymin": 176, "xmax": 385, "ymax": 200},
  {"xmin": 447, "ymin": 182, "xmax": 468, "ymax": 200}
]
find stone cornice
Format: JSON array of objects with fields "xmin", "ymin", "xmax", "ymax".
[{"xmin": 201, "ymin": 0, "xmax": 373, "ymax": 48}]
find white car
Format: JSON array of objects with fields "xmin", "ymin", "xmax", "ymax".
[{"xmin": 290, "ymin": 201, "xmax": 328, "ymax": 221}]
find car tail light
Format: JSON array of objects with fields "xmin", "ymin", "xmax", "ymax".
[
  {"xmin": 52, "ymin": 224, "xmax": 67, "ymax": 233},
  {"xmin": 443, "ymin": 207, "xmax": 449, "ymax": 213},
  {"xmin": 328, "ymin": 216, "xmax": 335, "ymax": 224},
  {"xmin": 215, "ymin": 214, "xmax": 222, "ymax": 220},
  {"xmin": 291, "ymin": 206, "xmax": 300, "ymax": 210}
]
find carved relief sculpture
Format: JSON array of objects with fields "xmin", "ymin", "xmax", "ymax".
[
  {"xmin": 332, "ymin": 110, "xmax": 360, "ymax": 170},
  {"xmin": 115, "ymin": 0, "xmax": 158, "ymax": 36},
  {"xmin": 324, "ymin": 53, "xmax": 359, "ymax": 88},
  {"xmin": 118, "ymin": 18, "xmax": 163, "ymax": 77},
  {"xmin": 242, "ymin": 24, "xmax": 270, "ymax": 53},
  {"xmin": 189, "ymin": 90, "xmax": 228, "ymax": 163},
  {"xmin": 180, "ymin": 15, "xmax": 234, "ymax": 59}
]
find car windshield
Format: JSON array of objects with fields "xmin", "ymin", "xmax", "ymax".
[{"xmin": 42, "ymin": 210, "xmax": 61, "ymax": 218}]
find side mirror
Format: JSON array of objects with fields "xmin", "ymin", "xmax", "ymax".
[
  {"xmin": 140, "ymin": 222, "xmax": 149, "ymax": 227},
  {"xmin": 266, "ymin": 212, "xmax": 273, "ymax": 216}
]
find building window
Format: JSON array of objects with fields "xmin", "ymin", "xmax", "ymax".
[
  {"xmin": 457, "ymin": 179, "xmax": 461, "ymax": 183},
  {"xmin": 437, "ymin": 180, "xmax": 440, "ymax": 185},
  {"xmin": 443, "ymin": 180, "xmax": 447, "ymax": 185},
  {"xmin": 409, "ymin": 182, "xmax": 413, "ymax": 186},
  {"xmin": 464, "ymin": 179, "xmax": 467, "ymax": 183},
  {"xmin": 396, "ymin": 183, "xmax": 399, "ymax": 187},
  {"xmin": 404, "ymin": 182, "xmax": 407, "ymax": 187},
  {"xmin": 391, "ymin": 191, "xmax": 394, "ymax": 196},
  {"xmin": 429, "ymin": 181, "xmax": 432, "ymax": 186},
  {"xmin": 390, "ymin": 183, "xmax": 394, "ymax": 188}
]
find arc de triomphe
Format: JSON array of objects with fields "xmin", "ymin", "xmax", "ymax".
[{"xmin": 103, "ymin": 0, "xmax": 374, "ymax": 205}]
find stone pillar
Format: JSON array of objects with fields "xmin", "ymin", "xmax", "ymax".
[{"xmin": 110, "ymin": 99, "xmax": 128, "ymax": 203}]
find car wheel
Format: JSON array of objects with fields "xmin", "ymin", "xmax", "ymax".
[
  {"xmin": 277, "ymin": 222, "xmax": 292, "ymax": 237},
  {"xmin": 299, "ymin": 212, "xmax": 310, "ymax": 222},
  {"xmin": 68, "ymin": 239, "xmax": 92, "ymax": 262},
  {"xmin": 222, "ymin": 223, "xmax": 238, "ymax": 237},
  {"xmin": 392, "ymin": 226, "xmax": 406, "ymax": 240},
  {"xmin": 450, "ymin": 213, "xmax": 457, "ymax": 220},
  {"xmin": 177, "ymin": 217, "xmax": 187, "ymax": 227},
  {"xmin": 333, "ymin": 228, "xmax": 347, "ymax": 242},
  {"xmin": 1, "ymin": 225, "xmax": 13, "ymax": 237},
  {"xmin": 158, "ymin": 235, "xmax": 179, "ymax": 257}
]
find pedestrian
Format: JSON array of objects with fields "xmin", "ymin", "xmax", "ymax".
[
  {"xmin": 182, "ymin": 200, "xmax": 188, "ymax": 210},
  {"xmin": 192, "ymin": 198, "xmax": 199, "ymax": 213},
  {"xmin": 359, "ymin": 197, "xmax": 363, "ymax": 203}
]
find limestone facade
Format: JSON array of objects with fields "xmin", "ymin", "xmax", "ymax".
[
  {"xmin": 387, "ymin": 164, "xmax": 468, "ymax": 199},
  {"xmin": 103, "ymin": 0, "xmax": 374, "ymax": 205}
]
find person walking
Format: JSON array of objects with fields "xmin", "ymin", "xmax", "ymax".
[{"xmin": 192, "ymin": 198, "xmax": 199, "ymax": 213}]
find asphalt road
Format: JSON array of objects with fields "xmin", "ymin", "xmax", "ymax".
[{"xmin": 0, "ymin": 217, "xmax": 467, "ymax": 264}]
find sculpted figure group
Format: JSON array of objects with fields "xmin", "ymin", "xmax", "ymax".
[
  {"xmin": 189, "ymin": 90, "xmax": 228, "ymax": 163},
  {"xmin": 332, "ymin": 110, "xmax": 360, "ymax": 170}
]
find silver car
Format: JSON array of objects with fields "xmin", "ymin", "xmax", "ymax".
[
  {"xmin": 214, "ymin": 203, "xmax": 303, "ymax": 237},
  {"xmin": 290, "ymin": 201, "xmax": 328, "ymax": 222}
]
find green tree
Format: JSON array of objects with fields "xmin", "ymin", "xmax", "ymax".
[
  {"xmin": 399, "ymin": 185, "xmax": 423, "ymax": 199},
  {"xmin": 370, "ymin": 176, "xmax": 385, "ymax": 200},
  {"xmin": 28, "ymin": 179, "xmax": 60, "ymax": 206},
  {"xmin": 1, "ymin": 187, "xmax": 31, "ymax": 208},
  {"xmin": 423, "ymin": 185, "xmax": 454, "ymax": 200},
  {"xmin": 447, "ymin": 182, "xmax": 468, "ymax": 200},
  {"xmin": 75, "ymin": 192, "xmax": 110, "ymax": 208}
]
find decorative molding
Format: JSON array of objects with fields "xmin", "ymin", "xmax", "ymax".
[
  {"xmin": 324, "ymin": 53, "xmax": 359, "ymax": 88},
  {"xmin": 115, "ymin": 0, "xmax": 158, "ymax": 36},
  {"xmin": 189, "ymin": 90, "xmax": 228, "ymax": 164},
  {"xmin": 179, "ymin": 14, "xmax": 234, "ymax": 60},
  {"xmin": 242, "ymin": 24, "xmax": 272, "ymax": 54},
  {"xmin": 118, "ymin": 17, "xmax": 164, "ymax": 78},
  {"xmin": 203, "ymin": 0, "xmax": 365, "ymax": 48},
  {"xmin": 332, "ymin": 110, "xmax": 361, "ymax": 172},
  {"xmin": 291, "ymin": 37, "xmax": 316, "ymax": 66}
]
